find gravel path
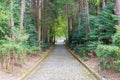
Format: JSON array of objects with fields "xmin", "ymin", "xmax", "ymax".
[{"xmin": 27, "ymin": 43, "xmax": 97, "ymax": 80}]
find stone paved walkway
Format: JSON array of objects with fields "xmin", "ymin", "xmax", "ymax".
[{"xmin": 27, "ymin": 43, "xmax": 97, "ymax": 80}]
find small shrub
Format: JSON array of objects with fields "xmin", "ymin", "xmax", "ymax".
[
  {"xmin": 112, "ymin": 26, "xmax": 120, "ymax": 47},
  {"xmin": 18, "ymin": 53, "xmax": 26, "ymax": 62},
  {"xmin": 74, "ymin": 45, "xmax": 88, "ymax": 60},
  {"xmin": 41, "ymin": 43, "xmax": 51, "ymax": 50},
  {"xmin": 96, "ymin": 45, "xmax": 120, "ymax": 70},
  {"xmin": 114, "ymin": 60, "xmax": 120, "ymax": 71},
  {"xmin": 86, "ymin": 41, "xmax": 102, "ymax": 53},
  {"xmin": 27, "ymin": 46, "xmax": 41, "ymax": 55},
  {"xmin": 6, "ymin": 66, "xmax": 13, "ymax": 73}
]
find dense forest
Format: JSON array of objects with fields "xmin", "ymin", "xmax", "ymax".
[
  {"xmin": 66, "ymin": 0, "xmax": 120, "ymax": 79},
  {"xmin": 0, "ymin": 0, "xmax": 120, "ymax": 79},
  {"xmin": 67, "ymin": 0, "xmax": 120, "ymax": 72}
]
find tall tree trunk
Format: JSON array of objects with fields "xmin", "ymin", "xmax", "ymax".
[
  {"xmin": 102, "ymin": 0, "xmax": 106, "ymax": 9},
  {"xmin": 41, "ymin": 0, "xmax": 44, "ymax": 43},
  {"xmin": 67, "ymin": 4, "xmax": 71, "ymax": 38},
  {"xmin": 37, "ymin": 0, "xmax": 41, "ymax": 44},
  {"xmin": 20, "ymin": 0, "xmax": 25, "ymax": 29},
  {"xmin": 72, "ymin": 16, "xmax": 75, "ymax": 32},
  {"xmin": 96, "ymin": 5, "xmax": 99, "ymax": 16},
  {"xmin": 77, "ymin": 0, "xmax": 82, "ymax": 31},
  {"xmin": 42, "ymin": 0, "xmax": 48, "ymax": 43},
  {"xmin": 42, "ymin": 0, "xmax": 46, "ymax": 43},
  {"xmin": 9, "ymin": 0, "xmax": 14, "ymax": 27},
  {"xmin": 68, "ymin": 16, "xmax": 71, "ymax": 36},
  {"xmin": 82, "ymin": 0, "xmax": 90, "ymax": 35},
  {"xmin": 31, "ymin": 0, "xmax": 36, "ymax": 19},
  {"xmin": 115, "ymin": 0, "xmax": 120, "ymax": 25}
]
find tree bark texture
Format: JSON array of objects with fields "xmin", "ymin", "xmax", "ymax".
[
  {"xmin": 115, "ymin": 0, "xmax": 120, "ymax": 25},
  {"xmin": 20, "ymin": 0, "xmax": 25, "ymax": 29}
]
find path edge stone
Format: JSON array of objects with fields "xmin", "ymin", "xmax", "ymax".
[
  {"xmin": 18, "ymin": 45, "xmax": 55, "ymax": 80},
  {"xmin": 65, "ymin": 45, "xmax": 106, "ymax": 80}
]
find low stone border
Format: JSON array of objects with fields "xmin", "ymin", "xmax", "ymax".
[
  {"xmin": 65, "ymin": 46, "xmax": 105, "ymax": 80},
  {"xmin": 18, "ymin": 45, "xmax": 55, "ymax": 80}
]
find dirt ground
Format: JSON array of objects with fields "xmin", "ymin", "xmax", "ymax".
[{"xmin": 83, "ymin": 56, "xmax": 120, "ymax": 80}]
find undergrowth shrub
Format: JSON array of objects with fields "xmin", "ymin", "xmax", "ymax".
[
  {"xmin": 95, "ymin": 26, "xmax": 120, "ymax": 71},
  {"xmin": 27, "ymin": 46, "xmax": 41, "ymax": 55},
  {"xmin": 114, "ymin": 60, "xmax": 120, "ymax": 71},
  {"xmin": 41, "ymin": 43, "xmax": 51, "ymax": 51},
  {"xmin": 96, "ymin": 45, "xmax": 120, "ymax": 70},
  {"xmin": 112, "ymin": 26, "xmax": 120, "ymax": 47},
  {"xmin": 74, "ymin": 45, "xmax": 88, "ymax": 60},
  {"xmin": 0, "ymin": 27, "xmax": 42, "ymax": 72}
]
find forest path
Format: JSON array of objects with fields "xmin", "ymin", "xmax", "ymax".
[{"xmin": 27, "ymin": 42, "xmax": 97, "ymax": 80}]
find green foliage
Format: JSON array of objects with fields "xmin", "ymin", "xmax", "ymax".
[
  {"xmin": 96, "ymin": 45, "xmax": 119, "ymax": 57},
  {"xmin": 86, "ymin": 41, "xmax": 102, "ymax": 53},
  {"xmin": 112, "ymin": 26, "xmax": 120, "ymax": 47},
  {"xmin": 88, "ymin": 4, "xmax": 115, "ymax": 43},
  {"xmin": 67, "ymin": 0, "xmax": 120, "ymax": 72},
  {"xmin": 0, "ymin": 3, "xmax": 10, "ymax": 38},
  {"xmin": 95, "ymin": 25, "xmax": 120, "ymax": 71},
  {"xmin": 68, "ymin": 1, "xmax": 115, "ymax": 53},
  {"xmin": 96, "ymin": 45, "xmax": 120, "ymax": 70},
  {"xmin": 28, "ymin": 46, "xmax": 41, "ymax": 55},
  {"xmin": 73, "ymin": 45, "xmax": 88, "ymax": 61},
  {"xmin": 0, "ymin": 38, "xmax": 15, "ymax": 57},
  {"xmin": 114, "ymin": 60, "xmax": 120, "ymax": 71},
  {"xmin": 7, "ymin": 66, "xmax": 13, "ymax": 73},
  {"xmin": 0, "ymin": 28, "xmax": 29, "ymax": 57},
  {"xmin": 0, "ymin": 27, "xmax": 41, "ymax": 70},
  {"xmin": 55, "ymin": 16, "xmax": 68, "ymax": 38},
  {"xmin": 64, "ymin": 1, "xmax": 115, "ymax": 53},
  {"xmin": 18, "ymin": 53, "xmax": 26, "ymax": 62},
  {"xmin": 89, "ymin": 0, "xmax": 101, "ymax": 6},
  {"xmin": 12, "ymin": 27, "xmax": 29, "ymax": 42},
  {"xmin": 74, "ymin": 45, "xmax": 86, "ymax": 56},
  {"xmin": 24, "ymin": 5, "xmax": 38, "ymax": 46},
  {"xmin": 41, "ymin": 43, "xmax": 51, "ymax": 50}
]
